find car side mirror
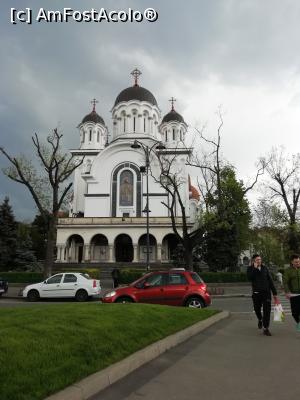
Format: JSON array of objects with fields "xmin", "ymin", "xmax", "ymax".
[
  {"xmin": 143, "ymin": 282, "xmax": 151, "ymax": 289},
  {"xmin": 44, "ymin": 280, "xmax": 48, "ymax": 284}
]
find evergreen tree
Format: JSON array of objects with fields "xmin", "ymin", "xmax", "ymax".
[
  {"xmin": 0, "ymin": 197, "xmax": 18, "ymax": 269},
  {"xmin": 14, "ymin": 222, "xmax": 38, "ymax": 271},
  {"xmin": 30, "ymin": 214, "xmax": 48, "ymax": 261},
  {"xmin": 201, "ymin": 167, "xmax": 251, "ymax": 271}
]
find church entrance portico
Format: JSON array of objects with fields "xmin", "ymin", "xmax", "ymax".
[
  {"xmin": 138, "ymin": 234, "xmax": 157, "ymax": 262},
  {"xmin": 162, "ymin": 233, "xmax": 179, "ymax": 262},
  {"xmin": 90, "ymin": 234, "xmax": 109, "ymax": 261},
  {"xmin": 66, "ymin": 234, "xmax": 84, "ymax": 263},
  {"xmin": 115, "ymin": 234, "xmax": 133, "ymax": 262}
]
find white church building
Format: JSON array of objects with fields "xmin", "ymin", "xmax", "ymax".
[{"xmin": 56, "ymin": 69, "xmax": 200, "ymax": 265}]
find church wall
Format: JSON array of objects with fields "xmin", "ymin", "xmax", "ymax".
[
  {"xmin": 73, "ymin": 165, "xmax": 87, "ymax": 214},
  {"xmin": 85, "ymin": 197, "xmax": 110, "ymax": 217}
]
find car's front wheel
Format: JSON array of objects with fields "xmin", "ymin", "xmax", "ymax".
[
  {"xmin": 185, "ymin": 296, "xmax": 205, "ymax": 308},
  {"xmin": 115, "ymin": 296, "xmax": 134, "ymax": 303},
  {"xmin": 27, "ymin": 290, "xmax": 40, "ymax": 302},
  {"xmin": 75, "ymin": 289, "xmax": 89, "ymax": 302}
]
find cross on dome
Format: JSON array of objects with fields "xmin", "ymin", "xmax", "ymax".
[
  {"xmin": 169, "ymin": 97, "xmax": 176, "ymax": 111},
  {"xmin": 131, "ymin": 68, "xmax": 142, "ymax": 86},
  {"xmin": 91, "ymin": 98, "xmax": 99, "ymax": 112}
]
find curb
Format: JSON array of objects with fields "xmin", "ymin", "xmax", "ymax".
[
  {"xmin": 213, "ymin": 294, "xmax": 251, "ymax": 298},
  {"xmin": 45, "ymin": 310, "xmax": 229, "ymax": 400}
]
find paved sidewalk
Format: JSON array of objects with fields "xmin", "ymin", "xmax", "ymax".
[{"xmin": 91, "ymin": 314, "xmax": 300, "ymax": 400}]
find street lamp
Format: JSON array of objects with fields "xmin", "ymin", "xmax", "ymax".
[{"xmin": 131, "ymin": 139, "xmax": 165, "ymax": 270}]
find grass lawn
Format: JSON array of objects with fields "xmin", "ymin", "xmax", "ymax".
[{"xmin": 0, "ymin": 303, "xmax": 218, "ymax": 400}]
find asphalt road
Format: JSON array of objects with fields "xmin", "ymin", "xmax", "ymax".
[{"xmin": 0, "ymin": 296, "xmax": 252, "ymax": 310}]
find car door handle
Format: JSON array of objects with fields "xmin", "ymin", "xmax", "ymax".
[
  {"xmin": 160, "ymin": 288, "xmax": 164, "ymax": 291},
  {"xmin": 56, "ymin": 285, "xmax": 60, "ymax": 287}
]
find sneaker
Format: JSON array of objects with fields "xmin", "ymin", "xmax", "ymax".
[
  {"xmin": 296, "ymin": 322, "xmax": 300, "ymax": 332},
  {"xmin": 263, "ymin": 329, "xmax": 272, "ymax": 336},
  {"xmin": 258, "ymin": 320, "xmax": 263, "ymax": 329}
]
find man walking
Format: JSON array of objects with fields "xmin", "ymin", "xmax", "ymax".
[
  {"xmin": 111, "ymin": 267, "xmax": 120, "ymax": 288},
  {"xmin": 283, "ymin": 254, "xmax": 300, "ymax": 332},
  {"xmin": 247, "ymin": 254, "xmax": 278, "ymax": 336}
]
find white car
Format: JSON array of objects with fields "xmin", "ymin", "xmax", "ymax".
[{"xmin": 23, "ymin": 272, "xmax": 101, "ymax": 302}]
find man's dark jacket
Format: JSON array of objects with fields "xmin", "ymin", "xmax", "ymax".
[{"xmin": 247, "ymin": 265, "xmax": 277, "ymax": 295}]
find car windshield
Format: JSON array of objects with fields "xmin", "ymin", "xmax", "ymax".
[
  {"xmin": 131, "ymin": 273, "xmax": 152, "ymax": 287},
  {"xmin": 190, "ymin": 272, "xmax": 204, "ymax": 283}
]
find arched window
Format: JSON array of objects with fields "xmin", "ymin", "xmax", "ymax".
[
  {"xmin": 97, "ymin": 131, "xmax": 100, "ymax": 142},
  {"xmin": 119, "ymin": 170, "xmax": 134, "ymax": 206},
  {"xmin": 143, "ymin": 118, "xmax": 146, "ymax": 132},
  {"xmin": 123, "ymin": 117, "xmax": 126, "ymax": 132},
  {"xmin": 133, "ymin": 117, "xmax": 136, "ymax": 132},
  {"xmin": 89, "ymin": 129, "xmax": 92, "ymax": 142},
  {"xmin": 165, "ymin": 130, "xmax": 168, "ymax": 142},
  {"xmin": 172, "ymin": 129, "xmax": 175, "ymax": 141}
]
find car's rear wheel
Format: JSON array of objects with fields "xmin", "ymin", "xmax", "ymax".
[
  {"xmin": 185, "ymin": 296, "xmax": 205, "ymax": 308},
  {"xmin": 27, "ymin": 290, "xmax": 40, "ymax": 302},
  {"xmin": 115, "ymin": 296, "xmax": 133, "ymax": 303},
  {"xmin": 75, "ymin": 289, "xmax": 89, "ymax": 302}
]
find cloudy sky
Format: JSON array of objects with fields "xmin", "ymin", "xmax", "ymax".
[{"xmin": 1, "ymin": 0, "xmax": 300, "ymax": 220}]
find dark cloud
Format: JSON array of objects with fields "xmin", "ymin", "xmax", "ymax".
[{"xmin": 1, "ymin": 0, "xmax": 300, "ymax": 219}]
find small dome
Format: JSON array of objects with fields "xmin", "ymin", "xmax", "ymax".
[
  {"xmin": 82, "ymin": 110, "xmax": 105, "ymax": 125},
  {"xmin": 188, "ymin": 176, "xmax": 200, "ymax": 201},
  {"xmin": 114, "ymin": 85, "xmax": 158, "ymax": 107},
  {"xmin": 162, "ymin": 109, "xmax": 185, "ymax": 124}
]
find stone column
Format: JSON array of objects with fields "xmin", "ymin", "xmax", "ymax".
[
  {"xmin": 56, "ymin": 245, "xmax": 62, "ymax": 262},
  {"xmin": 138, "ymin": 114, "xmax": 142, "ymax": 133},
  {"xmin": 157, "ymin": 244, "xmax": 162, "ymax": 262},
  {"xmin": 108, "ymin": 245, "xmax": 115, "ymax": 262},
  {"xmin": 57, "ymin": 245, "xmax": 67, "ymax": 262},
  {"xmin": 133, "ymin": 244, "xmax": 138, "ymax": 262},
  {"xmin": 83, "ymin": 244, "xmax": 90, "ymax": 262}
]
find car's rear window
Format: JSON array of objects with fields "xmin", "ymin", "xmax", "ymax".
[
  {"xmin": 80, "ymin": 273, "xmax": 91, "ymax": 280},
  {"xmin": 190, "ymin": 272, "xmax": 204, "ymax": 283}
]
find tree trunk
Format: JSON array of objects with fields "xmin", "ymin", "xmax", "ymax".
[
  {"xmin": 183, "ymin": 240, "xmax": 194, "ymax": 271},
  {"xmin": 43, "ymin": 215, "xmax": 58, "ymax": 278},
  {"xmin": 288, "ymin": 224, "xmax": 300, "ymax": 254}
]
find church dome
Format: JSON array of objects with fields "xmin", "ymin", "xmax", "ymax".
[
  {"xmin": 188, "ymin": 176, "xmax": 200, "ymax": 201},
  {"xmin": 114, "ymin": 85, "xmax": 158, "ymax": 107},
  {"xmin": 82, "ymin": 110, "xmax": 105, "ymax": 125},
  {"xmin": 162, "ymin": 109, "xmax": 185, "ymax": 124}
]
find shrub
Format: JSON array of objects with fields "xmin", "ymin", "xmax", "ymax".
[
  {"xmin": 119, "ymin": 269, "xmax": 248, "ymax": 284},
  {"xmin": 0, "ymin": 269, "xmax": 101, "ymax": 283},
  {"xmin": 120, "ymin": 269, "xmax": 146, "ymax": 284},
  {"xmin": 0, "ymin": 272, "xmax": 43, "ymax": 283},
  {"xmin": 198, "ymin": 272, "xmax": 248, "ymax": 283},
  {"xmin": 53, "ymin": 268, "xmax": 100, "ymax": 279}
]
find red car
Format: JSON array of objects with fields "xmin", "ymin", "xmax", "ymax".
[{"xmin": 102, "ymin": 269, "xmax": 211, "ymax": 308}]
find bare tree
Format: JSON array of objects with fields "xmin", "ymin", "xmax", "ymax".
[
  {"xmin": 1, "ymin": 129, "xmax": 83, "ymax": 277},
  {"xmin": 187, "ymin": 111, "xmax": 265, "ymax": 217},
  {"xmin": 150, "ymin": 151, "xmax": 204, "ymax": 270},
  {"xmin": 261, "ymin": 146, "xmax": 300, "ymax": 252}
]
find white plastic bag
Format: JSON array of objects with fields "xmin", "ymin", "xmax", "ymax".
[{"xmin": 273, "ymin": 304, "xmax": 285, "ymax": 322}]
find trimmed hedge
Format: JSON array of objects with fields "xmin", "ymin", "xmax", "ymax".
[
  {"xmin": 0, "ymin": 269, "xmax": 100, "ymax": 283},
  {"xmin": 120, "ymin": 269, "xmax": 146, "ymax": 284},
  {"xmin": 53, "ymin": 268, "xmax": 100, "ymax": 279},
  {"xmin": 119, "ymin": 270, "xmax": 248, "ymax": 284},
  {"xmin": 0, "ymin": 272, "xmax": 43, "ymax": 283},
  {"xmin": 199, "ymin": 272, "xmax": 248, "ymax": 283}
]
